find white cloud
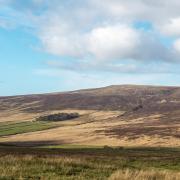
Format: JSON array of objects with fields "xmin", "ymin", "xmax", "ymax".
[
  {"xmin": 39, "ymin": 21, "xmax": 174, "ymax": 64},
  {"xmin": 87, "ymin": 25, "xmax": 140, "ymax": 60},
  {"xmin": 174, "ymin": 39, "xmax": 180, "ymax": 52},
  {"xmin": 160, "ymin": 17, "xmax": 180, "ymax": 37},
  {"xmin": 39, "ymin": 22, "xmax": 141, "ymax": 61},
  {"xmin": 3, "ymin": 0, "xmax": 180, "ymax": 73},
  {"xmin": 91, "ymin": 0, "xmax": 180, "ymax": 23},
  {"xmin": 39, "ymin": 20, "xmax": 86, "ymax": 57},
  {"xmin": 32, "ymin": 0, "xmax": 180, "ymax": 64}
]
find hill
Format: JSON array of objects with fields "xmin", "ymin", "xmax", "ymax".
[{"xmin": 0, "ymin": 85, "xmax": 180, "ymax": 147}]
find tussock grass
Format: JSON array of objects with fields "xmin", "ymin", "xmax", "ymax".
[
  {"xmin": 1, "ymin": 155, "xmax": 180, "ymax": 180},
  {"xmin": 0, "ymin": 147, "xmax": 179, "ymax": 179},
  {"xmin": 109, "ymin": 169, "xmax": 180, "ymax": 180},
  {"xmin": 0, "ymin": 155, "xmax": 111, "ymax": 179}
]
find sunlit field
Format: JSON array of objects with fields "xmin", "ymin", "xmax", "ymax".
[{"xmin": 0, "ymin": 121, "xmax": 57, "ymax": 137}]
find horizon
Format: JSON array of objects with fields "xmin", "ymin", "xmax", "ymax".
[
  {"xmin": 1, "ymin": 1, "xmax": 180, "ymax": 96},
  {"xmin": 1, "ymin": 83, "xmax": 180, "ymax": 97}
]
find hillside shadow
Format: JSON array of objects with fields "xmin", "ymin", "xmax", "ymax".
[{"xmin": 0, "ymin": 140, "xmax": 66, "ymax": 147}]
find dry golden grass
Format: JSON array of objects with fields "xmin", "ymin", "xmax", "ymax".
[
  {"xmin": 0, "ymin": 109, "xmax": 113, "ymax": 123},
  {"xmin": 109, "ymin": 169, "xmax": 180, "ymax": 180},
  {"xmin": 0, "ymin": 108, "xmax": 180, "ymax": 147}
]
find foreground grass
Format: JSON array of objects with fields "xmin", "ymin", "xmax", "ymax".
[
  {"xmin": 109, "ymin": 169, "xmax": 180, "ymax": 180},
  {"xmin": 0, "ymin": 121, "xmax": 56, "ymax": 137},
  {"xmin": 0, "ymin": 155, "xmax": 112, "ymax": 180},
  {"xmin": 0, "ymin": 146, "xmax": 179, "ymax": 179}
]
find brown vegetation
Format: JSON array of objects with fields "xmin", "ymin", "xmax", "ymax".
[
  {"xmin": 0, "ymin": 85, "xmax": 180, "ymax": 147},
  {"xmin": 109, "ymin": 169, "xmax": 180, "ymax": 180}
]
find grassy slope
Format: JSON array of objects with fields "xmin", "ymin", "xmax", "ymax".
[
  {"xmin": 0, "ymin": 121, "xmax": 57, "ymax": 137},
  {"xmin": 0, "ymin": 146, "xmax": 179, "ymax": 179}
]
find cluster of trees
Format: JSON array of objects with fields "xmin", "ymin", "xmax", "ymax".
[
  {"xmin": 37, "ymin": 113, "xmax": 79, "ymax": 122},
  {"xmin": 132, "ymin": 104, "xmax": 143, "ymax": 111}
]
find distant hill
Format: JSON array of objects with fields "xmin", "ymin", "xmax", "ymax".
[
  {"xmin": 1, "ymin": 85, "xmax": 180, "ymax": 113},
  {"xmin": 0, "ymin": 85, "xmax": 180, "ymax": 147}
]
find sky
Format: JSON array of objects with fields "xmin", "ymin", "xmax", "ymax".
[{"xmin": 1, "ymin": 0, "xmax": 180, "ymax": 96}]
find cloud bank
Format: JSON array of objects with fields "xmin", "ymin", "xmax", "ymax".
[{"xmin": 1, "ymin": 0, "xmax": 180, "ymax": 74}]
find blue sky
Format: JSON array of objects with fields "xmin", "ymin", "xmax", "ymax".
[{"xmin": 1, "ymin": 0, "xmax": 180, "ymax": 96}]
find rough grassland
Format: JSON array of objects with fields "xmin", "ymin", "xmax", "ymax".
[
  {"xmin": 109, "ymin": 169, "xmax": 180, "ymax": 180},
  {"xmin": 0, "ymin": 146, "xmax": 179, "ymax": 179}
]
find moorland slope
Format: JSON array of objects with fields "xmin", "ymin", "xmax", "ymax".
[{"xmin": 0, "ymin": 85, "xmax": 180, "ymax": 147}]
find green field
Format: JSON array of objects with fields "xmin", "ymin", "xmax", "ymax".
[
  {"xmin": 0, "ymin": 146, "xmax": 179, "ymax": 179},
  {"xmin": 0, "ymin": 121, "xmax": 57, "ymax": 137}
]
